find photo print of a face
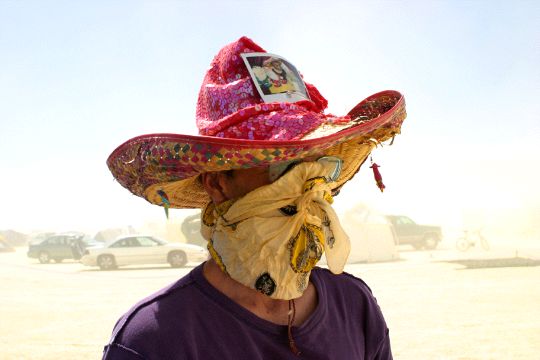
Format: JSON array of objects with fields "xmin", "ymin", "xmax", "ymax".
[{"xmin": 241, "ymin": 52, "xmax": 310, "ymax": 103}]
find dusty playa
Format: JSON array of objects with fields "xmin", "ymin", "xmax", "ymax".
[{"xmin": 1, "ymin": 243, "xmax": 539, "ymax": 359}]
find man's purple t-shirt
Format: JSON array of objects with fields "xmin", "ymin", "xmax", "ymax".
[{"xmin": 102, "ymin": 263, "xmax": 392, "ymax": 359}]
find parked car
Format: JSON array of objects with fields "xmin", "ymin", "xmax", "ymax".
[
  {"xmin": 340, "ymin": 205, "xmax": 399, "ymax": 263},
  {"xmin": 317, "ymin": 204, "xmax": 399, "ymax": 264},
  {"xmin": 385, "ymin": 215, "xmax": 442, "ymax": 250},
  {"xmin": 80, "ymin": 235, "xmax": 208, "ymax": 270},
  {"xmin": 27, "ymin": 232, "xmax": 100, "ymax": 263}
]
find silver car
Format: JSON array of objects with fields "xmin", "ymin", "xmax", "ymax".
[{"xmin": 80, "ymin": 235, "xmax": 208, "ymax": 270}]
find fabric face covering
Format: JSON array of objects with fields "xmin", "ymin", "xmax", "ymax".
[{"xmin": 201, "ymin": 161, "xmax": 351, "ymax": 300}]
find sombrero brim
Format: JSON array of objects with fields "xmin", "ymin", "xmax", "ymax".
[{"xmin": 107, "ymin": 90, "xmax": 406, "ymax": 209}]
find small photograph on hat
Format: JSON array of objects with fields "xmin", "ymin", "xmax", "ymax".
[{"xmin": 241, "ymin": 52, "xmax": 310, "ymax": 103}]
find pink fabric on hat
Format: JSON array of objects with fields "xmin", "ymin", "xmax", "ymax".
[{"xmin": 195, "ymin": 36, "xmax": 341, "ymax": 140}]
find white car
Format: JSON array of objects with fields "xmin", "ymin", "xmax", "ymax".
[{"xmin": 80, "ymin": 235, "xmax": 208, "ymax": 270}]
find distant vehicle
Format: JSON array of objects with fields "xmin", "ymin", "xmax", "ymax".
[
  {"xmin": 386, "ymin": 215, "xmax": 442, "ymax": 250},
  {"xmin": 80, "ymin": 235, "xmax": 209, "ymax": 270},
  {"xmin": 27, "ymin": 233, "xmax": 100, "ymax": 263},
  {"xmin": 340, "ymin": 206, "xmax": 399, "ymax": 263},
  {"xmin": 316, "ymin": 204, "xmax": 399, "ymax": 264},
  {"xmin": 27, "ymin": 232, "xmax": 55, "ymax": 245}
]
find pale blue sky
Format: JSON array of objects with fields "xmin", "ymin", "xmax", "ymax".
[{"xmin": 1, "ymin": 0, "xmax": 539, "ymax": 236}]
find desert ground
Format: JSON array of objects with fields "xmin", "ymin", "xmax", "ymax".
[{"xmin": 1, "ymin": 241, "xmax": 539, "ymax": 359}]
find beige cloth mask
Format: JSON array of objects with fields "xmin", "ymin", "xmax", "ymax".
[{"xmin": 201, "ymin": 161, "xmax": 350, "ymax": 300}]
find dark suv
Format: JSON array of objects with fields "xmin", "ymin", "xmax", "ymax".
[
  {"xmin": 27, "ymin": 233, "xmax": 98, "ymax": 263},
  {"xmin": 386, "ymin": 215, "xmax": 442, "ymax": 250}
]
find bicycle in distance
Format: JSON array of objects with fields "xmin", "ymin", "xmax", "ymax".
[{"xmin": 455, "ymin": 229, "xmax": 490, "ymax": 252}]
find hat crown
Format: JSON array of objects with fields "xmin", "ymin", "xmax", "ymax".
[
  {"xmin": 195, "ymin": 37, "xmax": 329, "ymax": 140},
  {"xmin": 196, "ymin": 37, "xmax": 263, "ymax": 136}
]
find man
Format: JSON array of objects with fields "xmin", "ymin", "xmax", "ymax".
[
  {"xmin": 263, "ymin": 57, "xmax": 296, "ymax": 94},
  {"xmin": 103, "ymin": 36, "xmax": 406, "ymax": 359}
]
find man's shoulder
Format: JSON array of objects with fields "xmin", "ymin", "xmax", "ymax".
[
  {"xmin": 311, "ymin": 266, "xmax": 380, "ymax": 308},
  {"xmin": 312, "ymin": 266, "xmax": 374, "ymax": 293},
  {"xmin": 108, "ymin": 264, "xmax": 204, "ymax": 345},
  {"xmin": 311, "ymin": 266, "xmax": 390, "ymax": 355}
]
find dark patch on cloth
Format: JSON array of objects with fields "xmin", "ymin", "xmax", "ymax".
[
  {"xmin": 255, "ymin": 272, "xmax": 276, "ymax": 296},
  {"xmin": 279, "ymin": 205, "xmax": 297, "ymax": 216}
]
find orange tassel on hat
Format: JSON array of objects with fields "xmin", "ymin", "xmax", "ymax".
[{"xmin": 370, "ymin": 158, "xmax": 385, "ymax": 192}]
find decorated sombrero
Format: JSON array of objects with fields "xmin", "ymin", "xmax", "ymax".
[{"xmin": 107, "ymin": 36, "xmax": 406, "ymax": 209}]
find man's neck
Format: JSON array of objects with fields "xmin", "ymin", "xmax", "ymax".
[{"xmin": 203, "ymin": 259, "xmax": 318, "ymax": 326}]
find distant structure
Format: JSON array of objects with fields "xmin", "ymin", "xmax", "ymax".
[{"xmin": 0, "ymin": 229, "xmax": 29, "ymax": 246}]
